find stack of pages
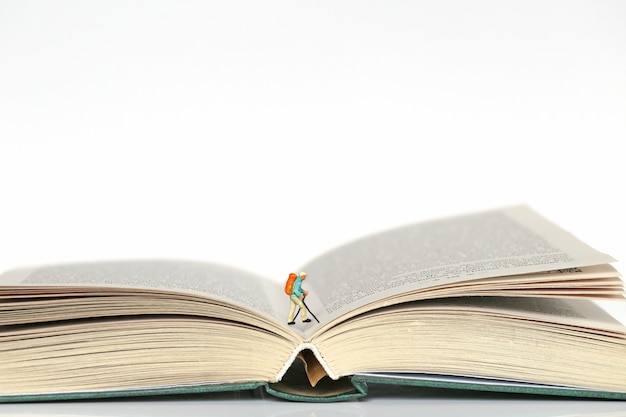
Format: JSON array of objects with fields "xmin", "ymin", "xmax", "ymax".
[{"xmin": 1, "ymin": 206, "xmax": 624, "ymax": 401}]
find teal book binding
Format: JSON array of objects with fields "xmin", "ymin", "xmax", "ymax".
[{"xmin": 2, "ymin": 376, "xmax": 626, "ymax": 403}]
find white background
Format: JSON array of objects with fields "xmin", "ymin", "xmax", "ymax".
[
  {"xmin": 1, "ymin": 0, "xmax": 625, "ymax": 283},
  {"xmin": 1, "ymin": 1, "xmax": 625, "ymax": 414}
]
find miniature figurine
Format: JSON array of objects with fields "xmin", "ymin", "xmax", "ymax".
[{"xmin": 286, "ymin": 271, "xmax": 311, "ymax": 325}]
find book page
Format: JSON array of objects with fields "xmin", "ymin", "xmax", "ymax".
[
  {"xmin": 298, "ymin": 206, "xmax": 615, "ymax": 334},
  {"xmin": 312, "ymin": 296, "xmax": 626, "ymax": 392},
  {"xmin": 404, "ymin": 296, "xmax": 626, "ymax": 332},
  {"xmin": 0, "ymin": 260, "xmax": 287, "ymax": 324}
]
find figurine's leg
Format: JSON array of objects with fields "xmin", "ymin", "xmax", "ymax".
[
  {"xmin": 295, "ymin": 297, "xmax": 308, "ymax": 321},
  {"xmin": 288, "ymin": 298, "xmax": 297, "ymax": 324}
]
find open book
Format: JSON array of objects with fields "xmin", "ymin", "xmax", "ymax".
[{"xmin": 1, "ymin": 206, "xmax": 625, "ymax": 402}]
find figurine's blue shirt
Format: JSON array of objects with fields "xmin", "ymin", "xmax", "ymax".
[{"xmin": 292, "ymin": 277, "xmax": 304, "ymax": 297}]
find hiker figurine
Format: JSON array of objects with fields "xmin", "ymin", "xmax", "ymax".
[{"xmin": 286, "ymin": 271, "xmax": 311, "ymax": 325}]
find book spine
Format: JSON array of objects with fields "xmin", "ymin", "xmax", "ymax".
[{"xmin": 275, "ymin": 342, "xmax": 339, "ymax": 382}]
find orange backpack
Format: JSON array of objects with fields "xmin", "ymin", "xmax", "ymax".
[{"xmin": 284, "ymin": 273, "xmax": 297, "ymax": 295}]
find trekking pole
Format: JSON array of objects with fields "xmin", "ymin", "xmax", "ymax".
[{"xmin": 301, "ymin": 299, "xmax": 320, "ymax": 323}]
